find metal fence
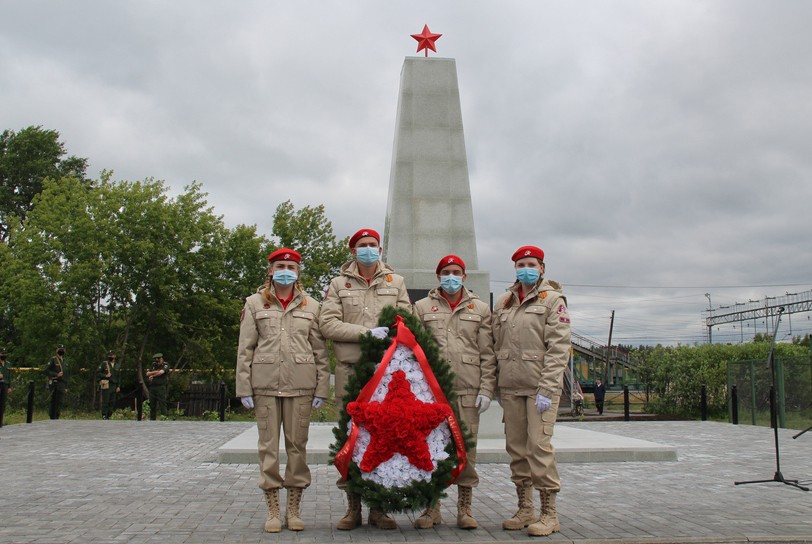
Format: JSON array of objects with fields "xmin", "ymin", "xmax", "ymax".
[{"xmin": 727, "ymin": 358, "xmax": 812, "ymax": 427}]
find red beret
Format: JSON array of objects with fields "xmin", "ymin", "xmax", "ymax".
[
  {"xmin": 436, "ymin": 254, "xmax": 466, "ymax": 274},
  {"xmin": 267, "ymin": 248, "xmax": 301, "ymax": 263},
  {"xmin": 349, "ymin": 228, "xmax": 380, "ymax": 248},
  {"xmin": 511, "ymin": 245, "xmax": 544, "ymax": 262}
]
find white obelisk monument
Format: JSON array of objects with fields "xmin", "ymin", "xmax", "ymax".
[{"xmin": 382, "ymin": 56, "xmax": 490, "ymax": 302}]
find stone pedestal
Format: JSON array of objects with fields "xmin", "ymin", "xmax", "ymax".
[{"xmin": 383, "ymin": 57, "xmax": 489, "ymax": 300}]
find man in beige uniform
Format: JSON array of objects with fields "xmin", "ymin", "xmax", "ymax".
[
  {"xmin": 319, "ymin": 228, "xmax": 411, "ymax": 530},
  {"xmin": 493, "ymin": 245, "xmax": 571, "ymax": 537},
  {"xmin": 413, "ymin": 255, "xmax": 497, "ymax": 529},
  {"xmin": 237, "ymin": 248, "xmax": 330, "ymax": 533}
]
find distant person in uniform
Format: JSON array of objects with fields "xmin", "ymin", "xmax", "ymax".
[
  {"xmin": 146, "ymin": 353, "xmax": 168, "ymax": 420},
  {"xmin": 236, "ymin": 248, "xmax": 330, "ymax": 533},
  {"xmin": 493, "ymin": 246, "xmax": 571, "ymax": 538},
  {"xmin": 319, "ymin": 228, "xmax": 411, "ymax": 531},
  {"xmin": 97, "ymin": 351, "xmax": 121, "ymax": 419},
  {"xmin": 412, "ymin": 255, "xmax": 497, "ymax": 530},
  {"xmin": 593, "ymin": 378, "xmax": 606, "ymax": 415},
  {"xmin": 0, "ymin": 347, "xmax": 12, "ymax": 426},
  {"xmin": 45, "ymin": 344, "xmax": 68, "ymax": 420}
]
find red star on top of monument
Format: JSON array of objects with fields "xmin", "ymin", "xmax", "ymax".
[
  {"xmin": 411, "ymin": 24, "xmax": 442, "ymax": 57},
  {"xmin": 347, "ymin": 370, "xmax": 452, "ymax": 472}
]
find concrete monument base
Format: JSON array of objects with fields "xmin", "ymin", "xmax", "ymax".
[{"xmin": 217, "ymin": 420, "xmax": 677, "ymax": 465}]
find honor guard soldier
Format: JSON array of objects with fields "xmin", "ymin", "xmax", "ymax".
[
  {"xmin": 319, "ymin": 228, "xmax": 411, "ymax": 531},
  {"xmin": 236, "ymin": 248, "xmax": 330, "ymax": 532},
  {"xmin": 0, "ymin": 347, "xmax": 12, "ymax": 427},
  {"xmin": 145, "ymin": 353, "xmax": 169, "ymax": 420},
  {"xmin": 97, "ymin": 351, "xmax": 121, "ymax": 419},
  {"xmin": 45, "ymin": 344, "xmax": 68, "ymax": 419},
  {"xmin": 413, "ymin": 255, "xmax": 497, "ymax": 529},
  {"xmin": 493, "ymin": 246, "xmax": 571, "ymax": 537}
]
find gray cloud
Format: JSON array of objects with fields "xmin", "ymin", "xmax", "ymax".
[{"xmin": 2, "ymin": 0, "xmax": 810, "ymax": 345}]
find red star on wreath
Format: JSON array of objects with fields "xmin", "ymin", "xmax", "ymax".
[
  {"xmin": 347, "ymin": 370, "xmax": 451, "ymax": 472},
  {"xmin": 411, "ymin": 24, "xmax": 442, "ymax": 57}
]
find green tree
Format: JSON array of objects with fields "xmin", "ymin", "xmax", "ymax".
[
  {"xmin": 0, "ymin": 126, "xmax": 88, "ymax": 242},
  {"xmin": 633, "ymin": 341, "xmax": 809, "ymax": 418},
  {"xmin": 271, "ymin": 200, "xmax": 349, "ymax": 299},
  {"xmin": 1, "ymin": 174, "xmax": 269, "ymax": 406}
]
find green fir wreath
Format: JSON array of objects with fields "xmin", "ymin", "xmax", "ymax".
[{"xmin": 328, "ymin": 306, "xmax": 474, "ymax": 513}]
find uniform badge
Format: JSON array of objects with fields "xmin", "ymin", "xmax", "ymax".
[
  {"xmin": 560, "ymin": 317, "xmax": 571, "ymax": 324},
  {"xmin": 467, "ymin": 304, "xmax": 475, "ymax": 309},
  {"xmin": 264, "ymin": 304, "xmax": 271, "ymax": 309},
  {"xmin": 385, "ymin": 274, "xmax": 392, "ymax": 282},
  {"xmin": 431, "ymin": 306, "xmax": 439, "ymax": 312},
  {"xmin": 539, "ymin": 291, "xmax": 547, "ymax": 300},
  {"xmin": 345, "ymin": 282, "xmax": 352, "ymax": 288},
  {"xmin": 557, "ymin": 304, "xmax": 567, "ymax": 314}
]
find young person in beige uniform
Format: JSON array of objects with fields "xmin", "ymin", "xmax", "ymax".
[
  {"xmin": 319, "ymin": 228, "xmax": 411, "ymax": 530},
  {"xmin": 412, "ymin": 255, "xmax": 497, "ymax": 530},
  {"xmin": 493, "ymin": 245, "xmax": 571, "ymax": 537},
  {"xmin": 236, "ymin": 248, "xmax": 330, "ymax": 533}
]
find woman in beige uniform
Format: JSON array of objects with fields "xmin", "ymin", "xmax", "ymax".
[
  {"xmin": 236, "ymin": 248, "xmax": 330, "ymax": 533},
  {"xmin": 413, "ymin": 255, "xmax": 497, "ymax": 529},
  {"xmin": 493, "ymin": 245, "xmax": 571, "ymax": 537}
]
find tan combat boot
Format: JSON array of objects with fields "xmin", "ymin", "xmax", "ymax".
[
  {"xmin": 369, "ymin": 508, "xmax": 397, "ymax": 529},
  {"xmin": 456, "ymin": 485, "xmax": 478, "ymax": 529},
  {"xmin": 263, "ymin": 489, "xmax": 281, "ymax": 533},
  {"xmin": 502, "ymin": 484, "xmax": 537, "ymax": 530},
  {"xmin": 414, "ymin": 501, "xmax": 442, "ymax": 529},
  {"xmin": 285, "ymin": 487, "xmax": 304, "ymax": 531},
  {"xmin": 336, "ymin": 492, "xmax": 362, "ymax": 530},
  {"xmin": 527, "ymin": 489, "xmax": 560, "ymax": 537}
]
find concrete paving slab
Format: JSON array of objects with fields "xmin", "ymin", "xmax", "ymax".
[
  {"xmin": 2, "ymin": 420, "xmax": 811, "ymax": 544},
  {"xmin": 218, "ymin": 422, "xmax": 679, "ymax": 464}
]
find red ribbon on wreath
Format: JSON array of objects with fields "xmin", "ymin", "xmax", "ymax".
[{"xmin": 334, "ymin": 315, "xmax": 467, "ymax": 482}]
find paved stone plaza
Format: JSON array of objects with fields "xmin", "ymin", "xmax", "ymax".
[{"xmin": 1, "ymin": 420, "xmax": 811, "ymax": 543}]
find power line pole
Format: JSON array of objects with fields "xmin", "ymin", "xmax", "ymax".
[
  {"xmin": 705, "ymin": 293, "xmax": 713, "ymax": 344},
  {"xmin": 605, "ymin": 310, "xmax": 615, "ymax": 384}
]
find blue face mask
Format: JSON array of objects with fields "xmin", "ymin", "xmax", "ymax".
[
  {"xmin": 516, "ymin": 267, "xmax": 540, "ymax": 286},
  {"xmin": 356, "ymin": 247, "xmax": 380, "ymax": 265},
  {"xmin": 272, "ymin": 269, "xmax": 298, "ymax": 286},
  {"xmin": 440, "ymin": 275, "xmax": 463, "ymax": 294}
]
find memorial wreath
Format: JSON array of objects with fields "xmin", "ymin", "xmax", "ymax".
[{"xmin": 330, "ymin": 307, "xmax": 473, "ymax": 513}]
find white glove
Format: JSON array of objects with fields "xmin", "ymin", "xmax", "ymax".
[
  {"xmin": 311, "ymin": 397, "xmax": 325, "ymax": 409},
  {"xmin": 535, "ymin": 393, "xmax": 552, "ymax": 413},
  {"xmin": 475, "ymin": 395, "xmax": 491, "ymax": 414},
  {"xmin": 369, "ymin": 326, "xmax": 389, "ymax": 339},
  {"xmin": 241, "ymin": 396, "xmax": 254, "ymax": 409}
]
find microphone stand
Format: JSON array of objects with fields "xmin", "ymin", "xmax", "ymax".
[{"xmin": 735, "ymin": 307, "xmax": 808, "ymax": 491}]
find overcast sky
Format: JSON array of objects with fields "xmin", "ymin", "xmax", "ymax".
[{"xmin": 2, "ymin": 1, "xmax": 811, "ymax": 346}]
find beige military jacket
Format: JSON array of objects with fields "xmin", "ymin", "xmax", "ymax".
[
  {"xmin": 492, "ymin": 278, "xmax": 571, "ymax": 399},
  {"xmin": 236, "ymin": 286, "xmax": 330, "ymax": 399},
  {"xmin": 319, "ymin": 260, "xmax": 411, "ymax": 365},
  {"xmin": 414, "ymin": 287, "xmax": 497, "ymax": 399}
]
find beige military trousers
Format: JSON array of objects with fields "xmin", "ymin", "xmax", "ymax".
[
  {"xmin": 455, "ymin": 393, "xmax": 481, "ymax": 488},
  {"xmin": 255, "ymin": 395, "xmax": 313, "ymax": 490},
  {"xmin": 501, "ymin": 394, "xmax": 561, "ymax": 491}
]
